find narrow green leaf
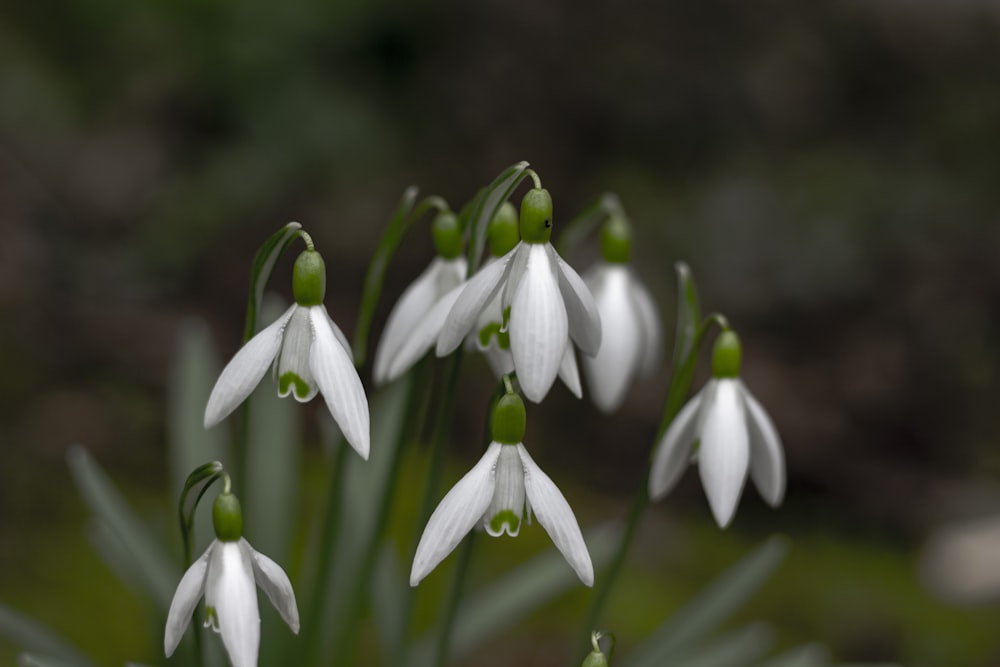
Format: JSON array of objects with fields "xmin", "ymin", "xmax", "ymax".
[
  {"xmin": 624, "ymin": 536, "xmax": 788, "ymax": 667},
  {"xmin": 66, "ymin": 445, "xmax": 180, "ymax": 610},
  {"xmin": 243, "ymin": 222, "xmax": 303, "ymax": 342},
  {"xmin": 372, "ymin": 543, "xmax": 407, "ymax": 654},
  {"xmin": 465, "ymin": 161, "xmax": 530, "ymax": 273},
  {"xmin": 654, "ymin": 261, "xmax": 704, "ymax": 437},
  {"xmin": 555, "ymin": 192, "xmax": 625, "ymax": 257},
  {"xmin": 756, "ymin": 644, "xmax": 830, "ymax": 667},
  {"xmin": 16, "ymin": 655, "xmax": 89, "ymax": 667},
  {"xmin": 0, "ymin": 605, "xmax": 93, "ymax": 667},
  {"xmin": 668, "ymin": 623, "xmax": 774, "ymax": 667},
  {"xmin": 352, "ymin": 186, "xmax": 420, "ymax": 366},
  {"xmin": 411, "ymin": 522, "xmax": 622, "ymax": 665}
]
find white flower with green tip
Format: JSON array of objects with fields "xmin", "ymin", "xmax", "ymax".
[
  {"xmin": 649, "ymin": 331, "xmax": 785, "ymax": 527},
  {"xmin": 436, "ymin": 189, "xmax": 601, "ymax": 403},
  {"xmin": 410, "ymin": 392, "xmax": 593, "ymax": 586},
  {"xmin": 204, "ymin": 249, "xmax": 370, "ymax": 459},
  {"xmin": 373, "ymin": 211, "xmax": 467, "ymax": 385},
  {"xmin": 581, "ymin": 217, "xmax": 662, "ymax": 413},
  {"xmin": 165, "ymin": 493, "xmax": 299, "ymax": 667}
]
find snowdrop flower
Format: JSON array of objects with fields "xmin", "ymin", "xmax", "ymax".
[
  {"xmin": 471, "ymin": 202, "xmax": 583, "ymax": 396},
  {"xmin": 204, "ymin": 248, "xmax": 370, "ymax": 459},
  {"xmin": 373, "ymin": 212, "xmax": 467, "ymax": 385},
  {"xmin": 649, "ymin": 331, "xmax": 785, "ymax": 528},
  {"xmin": 581, "ymin": 217, "xmax": 662, "ymax": 413},
  {"xmin": 165, "ymin": 492, "xmax": 299, "ymax": 667},
  {"xmin": 437, "ymin": 188, "xmax": 601, "ymax": 402},
  {"xmin": 410, "ymin": 390, "xmax": 593, "ymax": 586}
]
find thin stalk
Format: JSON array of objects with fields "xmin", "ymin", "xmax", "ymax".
[
  {"xmin": 434, "ymin": 530, "xmax": 477, "ymax": 667},
  {"xmin": 330, "ymin": 364, "xmax": 428, "ymax": 666},
  {"xmin": 392, "ymin": 350, "xmax": 464, "ymax": 665},
  {"xmin": 298, "ymin": 438, "xmax": 349, "ymax": 665}
]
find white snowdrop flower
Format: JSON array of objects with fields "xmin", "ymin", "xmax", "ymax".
[
  {"xmin": 649, "ymin": 331, "xmax": 785, "ymax": 528},
  {"xmin": 470, "ymin": 203, "xmax": 583, "ymax": 397},
  {"xmin": 436, "ymin": 189, "xmax": 601, "ymax": 403},
  {"xmin": 410, "ymin": 392, "xmax": 593, "ymax": 586},
  {"xmin": 581, "ymin": 217, "xmax": 662, "ymax": 413},
  {"xmin": 373, "ymin": 212, "xmax": 467, "ymax": 385},
  {"xmin": 204, "ymin": 248, "xmax": 370, "ymax": 459},
  {"xmin": 165, "ymin": 493, "xmax": 299, "ymax": 667}
]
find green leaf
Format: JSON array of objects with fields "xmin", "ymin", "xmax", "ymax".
[
  {"xmin": 243, "ymin": 222, "xmax": 303, "ymax": 342},
  {"xmin": 655, "ymin": 261, "xmax": 703, "ymax": 436},
  {"xmin": 410, "ymin": 522, "xmax": 623, "ymax": 666},
  {"xmin": 555, "ymin": 192, "xmax": 625, "ymax": 257},
  {"xmin": 623, "ymin": 536, "xmax": 788, "ymax": 667},
  {"xmin": 670, "ymin": 623, "xmax": 774, "ymax": 667},
  {"xmin": 372, "ymin": 543, "xmax": 407, "ymax": 655},
  {"xmin": 66, "ymin": 445, "xmax": 180, "ymax": 611},
  {"xmin": 352, "ymin": 186, "xmax": 420, "ymax": 366},
  {"xmin": 0, "ymin": 605, "xmax": 93, "ymax": 667},
  {"xmin": 16, "ymin": 654, "xmax": 90, "ymax": 667},
  {"xmin": 756, "ymin": 644, "xmax": 830, "ymax": 667},
  {"xmin": 465, "ymin": 161, "xmax": 530, "ymax": 274}
]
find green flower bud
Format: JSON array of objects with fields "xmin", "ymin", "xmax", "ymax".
[
  {"xmin": 581, "ymin": 651, "xmax": 609, "ymax": 667},
  {"xmin": 213, "ymin": 492, "xmax": 243, "ymax": 542},
  {"xmin": 293, "ymin": 250, "xmax": 326, "ymax": 306},
  {"xmin": 600, "ymin": 216, "xmax": 632, "ymax": 264},
  {"xmin": 488, "ymin": 201, "xmax": 520, "ymax": 257},
  {"xmin": 519, "ymin": 188, "xmax": 553, "ymax": 244},
  {"xmin": 432, "ymin": 211, "xmax": 463, "ymax": 259},
  {"xmin": 711, "ymin": 330, "xmax": 742, "ymax": 379},
  {"xmin": 492, "ymin": 392, "xmax": 526, "ymax": 445}
]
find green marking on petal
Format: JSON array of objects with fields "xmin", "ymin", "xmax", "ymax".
[
  {"xmin": 478, "ymin": 322, "xmax": 511, "ymax": 350},
  {"xmin": 204, "ymin": 606, "xmax": 219, "ymax": 632},
  {"xmin": 279, "ymin": 371, "xmax": 312, "ymax": 399},
  {"xmin": 489, "ymin": 509, "xmax": 521, "ymax": 535}
]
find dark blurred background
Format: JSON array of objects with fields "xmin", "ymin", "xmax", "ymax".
[{"xmin": 2, "ymin": 0, "xmax": 1000, "ymax": 665}]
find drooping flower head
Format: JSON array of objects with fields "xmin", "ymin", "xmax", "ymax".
[
  {"xmin": 581, "ymin": 216, "xmax": 662, "ymax": 413},
  {"xmin": 165, "ymin": 490, "xmax": 299, "ymax": 667},
  {"xmin": 204, "ymin": 245, "xmax": 370, "ymax": 459},
  {"xmin": 410, "ymin": 387, "xmax": 594, "ymax": 586},
  {"xmin": 373, "ymin": 211, "xmax": 467, "ymax": 385},
  {"xmin": 649, "ymin": 330, "xmax": 786, "ymax": 527},
  {"xmin": 436, "ymin": 189, "xmax": 601, "ymax": 402}
]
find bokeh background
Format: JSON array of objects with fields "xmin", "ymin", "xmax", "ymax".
[{"xmin": 2, "ymin": 0, "xmax": 999, "ymax": 665}]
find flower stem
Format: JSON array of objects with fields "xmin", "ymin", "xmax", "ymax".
[
  {"xmin": 393, "ymin": 350, "xmax": 464, "ymax": 664},
  {"xmin": 297, "ymin": 437, "xmax": 349, "ymax": 665},
  {"xmin": 434, "ymin": 530, "xmax": 477, "ymax": 667}
]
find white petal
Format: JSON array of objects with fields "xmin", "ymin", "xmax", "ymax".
[
  {"xmin": 518, "ymin": 445, "xmax": 594, "ymax": 586},
  {"xmin": 164, "ymin": 543, "xmax": 211, "ymax": 657},
  {"xmin": 551, "ymin": 246, "xmax": 602, "ymax": 357},
  {"xmin": 384, "ymin": 282, "xmax": 464, "ymax": 383},
  {"xmin": 410, "ymin": 443, "xmax": 502, "ymax": 586},
  {"xmin": 742, "ymin": 382, "xmax": 786, "ymax": 507},
  {"xmin": 581, "ymin": 265, "xmax": 642, "ymax": 413},
  {"xmin": 500, "ymin": 242, "xmax": 531, "ymax": 312},
  {"xmin": 698, "ymin": 379, "xmax": 750, "ymax": 528},
  {"xmin": 249, "ymin": 541, "xmax": 300, "ymax": 633},
  {"xmin": 509, "ymin": 245, "xmax": 568, "ymax": 403},
  {"xmin": 484, "ymin": 445, "xmax": 527, "ymax": 536},
  {"xmin": 629, "ymin": 269, "xmax": 663, "ymax": 377},
  {"xmin": 374, "ymin": 257, "xmax": 465, "ymax": 384},
  {"xmin": 557, "ymin": 343, "xmax": 582, "ymax": 399},
  {"xmin": 205, "ymin": 541, "xmax": 259, "ymax": 667},
  {"xmin": 648, "ymin": 390, "xmax": 703, "ymax": 500},
  {"xmin": 480, "ymin": 341, "xmax": 515, "ymax": 378},
  {"xmin": 436, "ymin": 248, "xmax": 516, "ymax": 355},
  {"xmin": 275, "ymin": 306, "xmax": 319, "ymax": 402},
  {"xmin": 310, "ymin": 307, "xmax": 371, "ymax": 459},
  {"xmin": 204, "ymin": 305, "xmax": 296, "ymax": 428}
]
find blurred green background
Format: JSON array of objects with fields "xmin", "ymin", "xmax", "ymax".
[{"xmin": 2, "ymin": 0, "xmax": 999, "ymax": 665}]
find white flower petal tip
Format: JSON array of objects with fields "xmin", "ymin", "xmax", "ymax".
[
  {"xmin": 410, "ymin": 444, "xmax": 503, "ymax": 586},
  {"xmin": 204, "ymin": 305, "xmax": 297, "ymax": 428},
  {"xmin": 650, "ymin": 378, "xmax": 786, "ymax": 528},
  {"xmin": 581, "ymin": 263, "xmax": 662, "ymax": 413},
  {"xmin": 373, "ymin": 257, "xmax": 467, "ymax": 385},
  {"xmin": 164, "ymin": 539, "xmax": 298, "ymax": 665}
]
